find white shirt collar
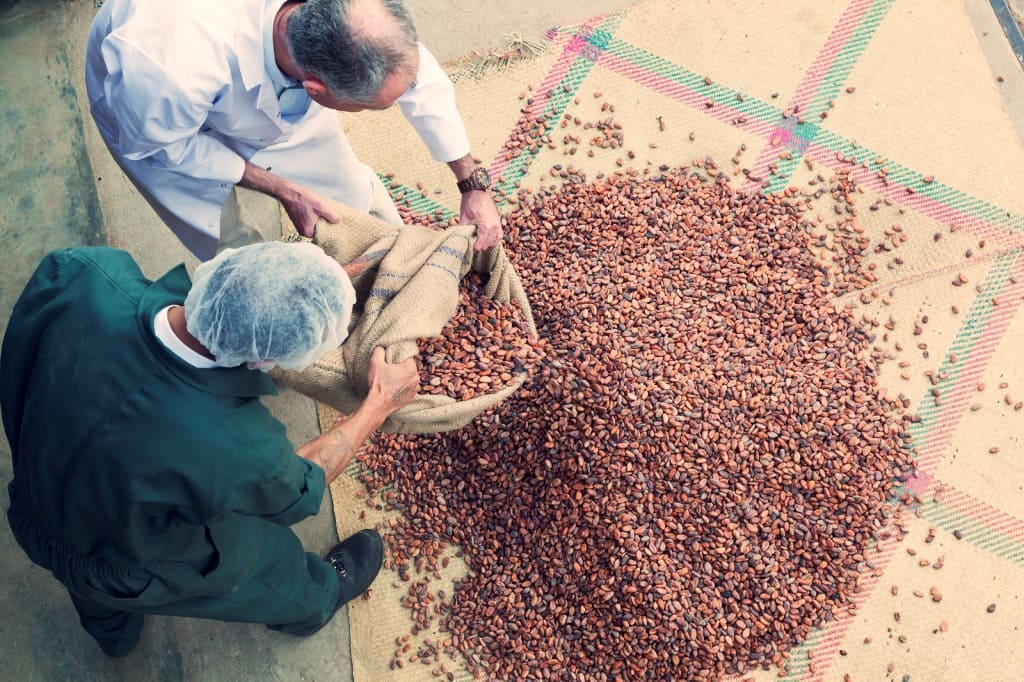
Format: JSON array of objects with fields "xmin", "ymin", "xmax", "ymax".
[
  {"xmin": 264, "ymin": 0, "xmax": 299, "ymax": 92},
  {"xmin": 153, "ymin": 306, "xmax": 219, "ymax": 369}
]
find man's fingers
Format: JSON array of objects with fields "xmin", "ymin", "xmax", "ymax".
[
  {"xmin": 320, "ymin": 206, "xmax": 342, "ymax": 224},
  {"xmin": 399, "ymin": 355, "xmax": 421, "ymax": 375},
  {"xmin": 474, "ymin": 229, "xmax": 499, "ymax": 250}
]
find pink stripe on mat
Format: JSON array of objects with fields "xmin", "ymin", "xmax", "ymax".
[
  {"xmin": 788, "ymin": 0, "xmax": 875, "ymax": 109},
  {"xmin": 801, "ymin": 143, "xmax": 1023, "ymax": 246},
  {"xmin": 488, "ymin": 15, "xmax": 608, "ymax": 180},
  {"xmin": 837, "ymin": 244, "xmax": 1024, "ymax": 306},
  {"xmin": 938, "ymin": 484, "xmax": 1024, "ymax": 543},
  {"xmin": 807, "ymin": 478, "xmax": 1024, "ymax": 680},
  {"xmin": 593, "ymin": 51, "xmax": 777, "ymax": 142},
  {"xmin": 798, "ymin": 526, "xmax": 906, "ymax": 681},
  {"xmin": 745, "ymin": 0, "xmax": 875, "ymax": 188}
]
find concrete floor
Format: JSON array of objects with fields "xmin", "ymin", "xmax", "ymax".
[
  {"xmin": 0, "ymin": 1, "xmax": 637, "ymax": 680},
  {"xmin": 0, "ymin": 0, "xmax": 1020, "ymax": 680}
]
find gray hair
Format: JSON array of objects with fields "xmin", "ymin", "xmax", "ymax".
[{"xmin": 286, "ymin": 0, "xmax": 418, "ymax": 105}]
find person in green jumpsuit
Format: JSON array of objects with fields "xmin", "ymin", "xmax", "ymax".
[{"xmin": 1, "ymin": 242, "xmax": 419, "ymax": 657}]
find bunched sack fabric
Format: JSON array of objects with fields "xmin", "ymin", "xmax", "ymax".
[{"xmin": 273, "ymin": 201, "xmax": 536, "ymax": 434}]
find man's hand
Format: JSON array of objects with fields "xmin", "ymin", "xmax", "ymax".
[
  {"xmin": 239, "ymin": 161, "xmax": 340, "ymax": 238},
  {"xmin": 460, "ymin": 190, "xmax": 503, "ymax": 251},
  {"xmin": 364, "ymin": 347, "xmax": 419, "ymax": 416},
  {"xmin": 296, "ymin": 348, "xmax": 419, "ymax": 483},
  {"xmin": 447, "ymin": 153, "xmax": 502, "ymax": 251},
  {"xmin": 279, "ymin": 184, "xmax": 342, "ymax": 238}
]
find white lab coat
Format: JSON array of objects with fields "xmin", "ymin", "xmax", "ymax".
[{"xmin": 85, "ymin": 0, "xmax": 471, "ymax": 260}]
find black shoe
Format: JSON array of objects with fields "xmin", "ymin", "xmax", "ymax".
[
  {"xmin": 325, "ymin": 529, "xmax": 384, "ymax": 606},
  {"xmin": 92, "ymin": 612, "xmax": 144, "ymax": 658},
  {"xmin": 98, "ymin": 636, "xmax": 139, "ymax": 659}
]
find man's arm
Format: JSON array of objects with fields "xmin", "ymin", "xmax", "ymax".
[
  {"xmin": 448, "ymin": 154, "xmax": 502, "ymax": 251},
  {"xmin": 293, "ymin": 413, "xmax": 373, "ymax": 485},
  {"xmin": 295, "ymin": 348, "xmax": 418, "ymax": 483},
  {"xmin": 239, "ymin": 162, "xmax": 341, "ymax": 237},
  {"xmin": 94, "ymin": 36, "xmax": 244, "ymax": 181},
  {"xmin": 398, "ymin": 44, "xmax": 503, "ymax": 250},
  {"xmin": 96, "ymin": 37, "xmax": 341, "ymax": 241}
]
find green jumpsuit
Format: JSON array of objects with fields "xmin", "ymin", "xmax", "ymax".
[{"xmin": 1, "ymin": 248, "xmax": 341, "ymax": 654}]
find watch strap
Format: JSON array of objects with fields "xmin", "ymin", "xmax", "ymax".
[{"xmin": 457, "ymin": 167, "xmax": 491, "ymax": 193}]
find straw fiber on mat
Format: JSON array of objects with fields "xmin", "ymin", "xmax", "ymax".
[{"xmin": 325, "ymin": 0, "xmax": 1024, "ymax": 679}]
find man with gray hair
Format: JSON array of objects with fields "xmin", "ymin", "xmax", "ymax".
[
  {"xmin": 2, "ymin": 243, "xmax": 419, "ymax": 656},
  {"xmin": 85, "ymin": 0, "xmax": 502, "ymax": 261}
]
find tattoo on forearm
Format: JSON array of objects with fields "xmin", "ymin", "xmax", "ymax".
[
  {"xmin": 392, "ymin": 385, "xmax": 414, "ymax": 406},
  {"xmin": 312, "ymin": 431, "xmax": 356, "ymax": 477}
]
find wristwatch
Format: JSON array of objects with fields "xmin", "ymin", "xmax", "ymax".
[{"xmin": 456, "ymin": 167, "xmax": 492, "ymax": 193}]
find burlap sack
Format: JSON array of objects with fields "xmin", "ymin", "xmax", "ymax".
[{"xmin": 273, "ymin": 201, "xmax": 536, "ymax": 434}]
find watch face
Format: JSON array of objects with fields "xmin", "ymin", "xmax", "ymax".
[
  {"xmin": 473, "ymin": 167, "xmax": 491, "ymax": 188},
  {"xmin": 458, "ymin": 167, "xmax": 492, "ymax": 193}
]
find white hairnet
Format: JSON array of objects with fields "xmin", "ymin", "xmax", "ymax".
[{"xmin": 184, "ymin": 242, "xmax": 355, "ymax": 371}]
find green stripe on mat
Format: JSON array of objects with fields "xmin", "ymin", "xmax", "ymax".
[
  {"xmin": 378, "ymin": 175, "xmax": 455, "ymax": 219},
  {"xmin": 811, "ymin": 128, "xmax": 1024, "ymax": 232},
  {"xmin": 906, "ymin": 249, "xmax": 1019, "ymax": 434},
  {"xmin": 493, "ymin": 15, "xmax": 626, "ymax": 201},
  {"xmin": 774, "ymin": 252, "xmax": 1024, "ymax": 680},
  {"xmin": 774, "ymin": 254, "xmax": 1023, "ymax": 679},
  {"xmin": 763, "ymin": 0, "xmax": 895, "ymax": 193},
  {"xmin": 773, "ymin": 484, "xmax": 1024, "ymax": 682},
  {"xmin": 919, "ymin": 498, "xmax": 1024, "ymax": 566},
  {"xmin": 779, "ymin": 629, "xmax": 825, "ymax": 678},
  {"xmin": 587, "ymin": 35, "xmax": 783, "ymax": 129},
  {"xmin": 813, "ymin": 0, "xmax": 894, "ymax": 109}
]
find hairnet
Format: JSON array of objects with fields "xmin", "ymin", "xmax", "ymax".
[{"xmin": 184, "ymin": 242, "xmax": 355, "ymax": 371}]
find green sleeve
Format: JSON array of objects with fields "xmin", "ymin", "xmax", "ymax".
[{"xmin": 224, "ymin": 409, "xmax": 327, "ymax": 527}]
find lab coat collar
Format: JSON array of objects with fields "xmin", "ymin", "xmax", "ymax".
[
  {"xmin": 236, "ymin": 0, "xmax": 289, "ymax": 89},
  {"xmin": 262, "ymin": 0, "xmax": 298, "ymax": 93},
  {"xmin": 136, "ymin": 264, "xmax": 279, "ymax": 399},
  {"xmin": 235, "ymin": 0, "xmax": 294, "ymax": 120},
  {"xmin": 234, "ymin": 2, "xmax": 264, "ymax": 91}
]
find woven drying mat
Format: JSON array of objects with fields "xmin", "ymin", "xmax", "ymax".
[{"xmin": 323, "ymin": 0, "xmax": 1024, "ymax": 679}]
